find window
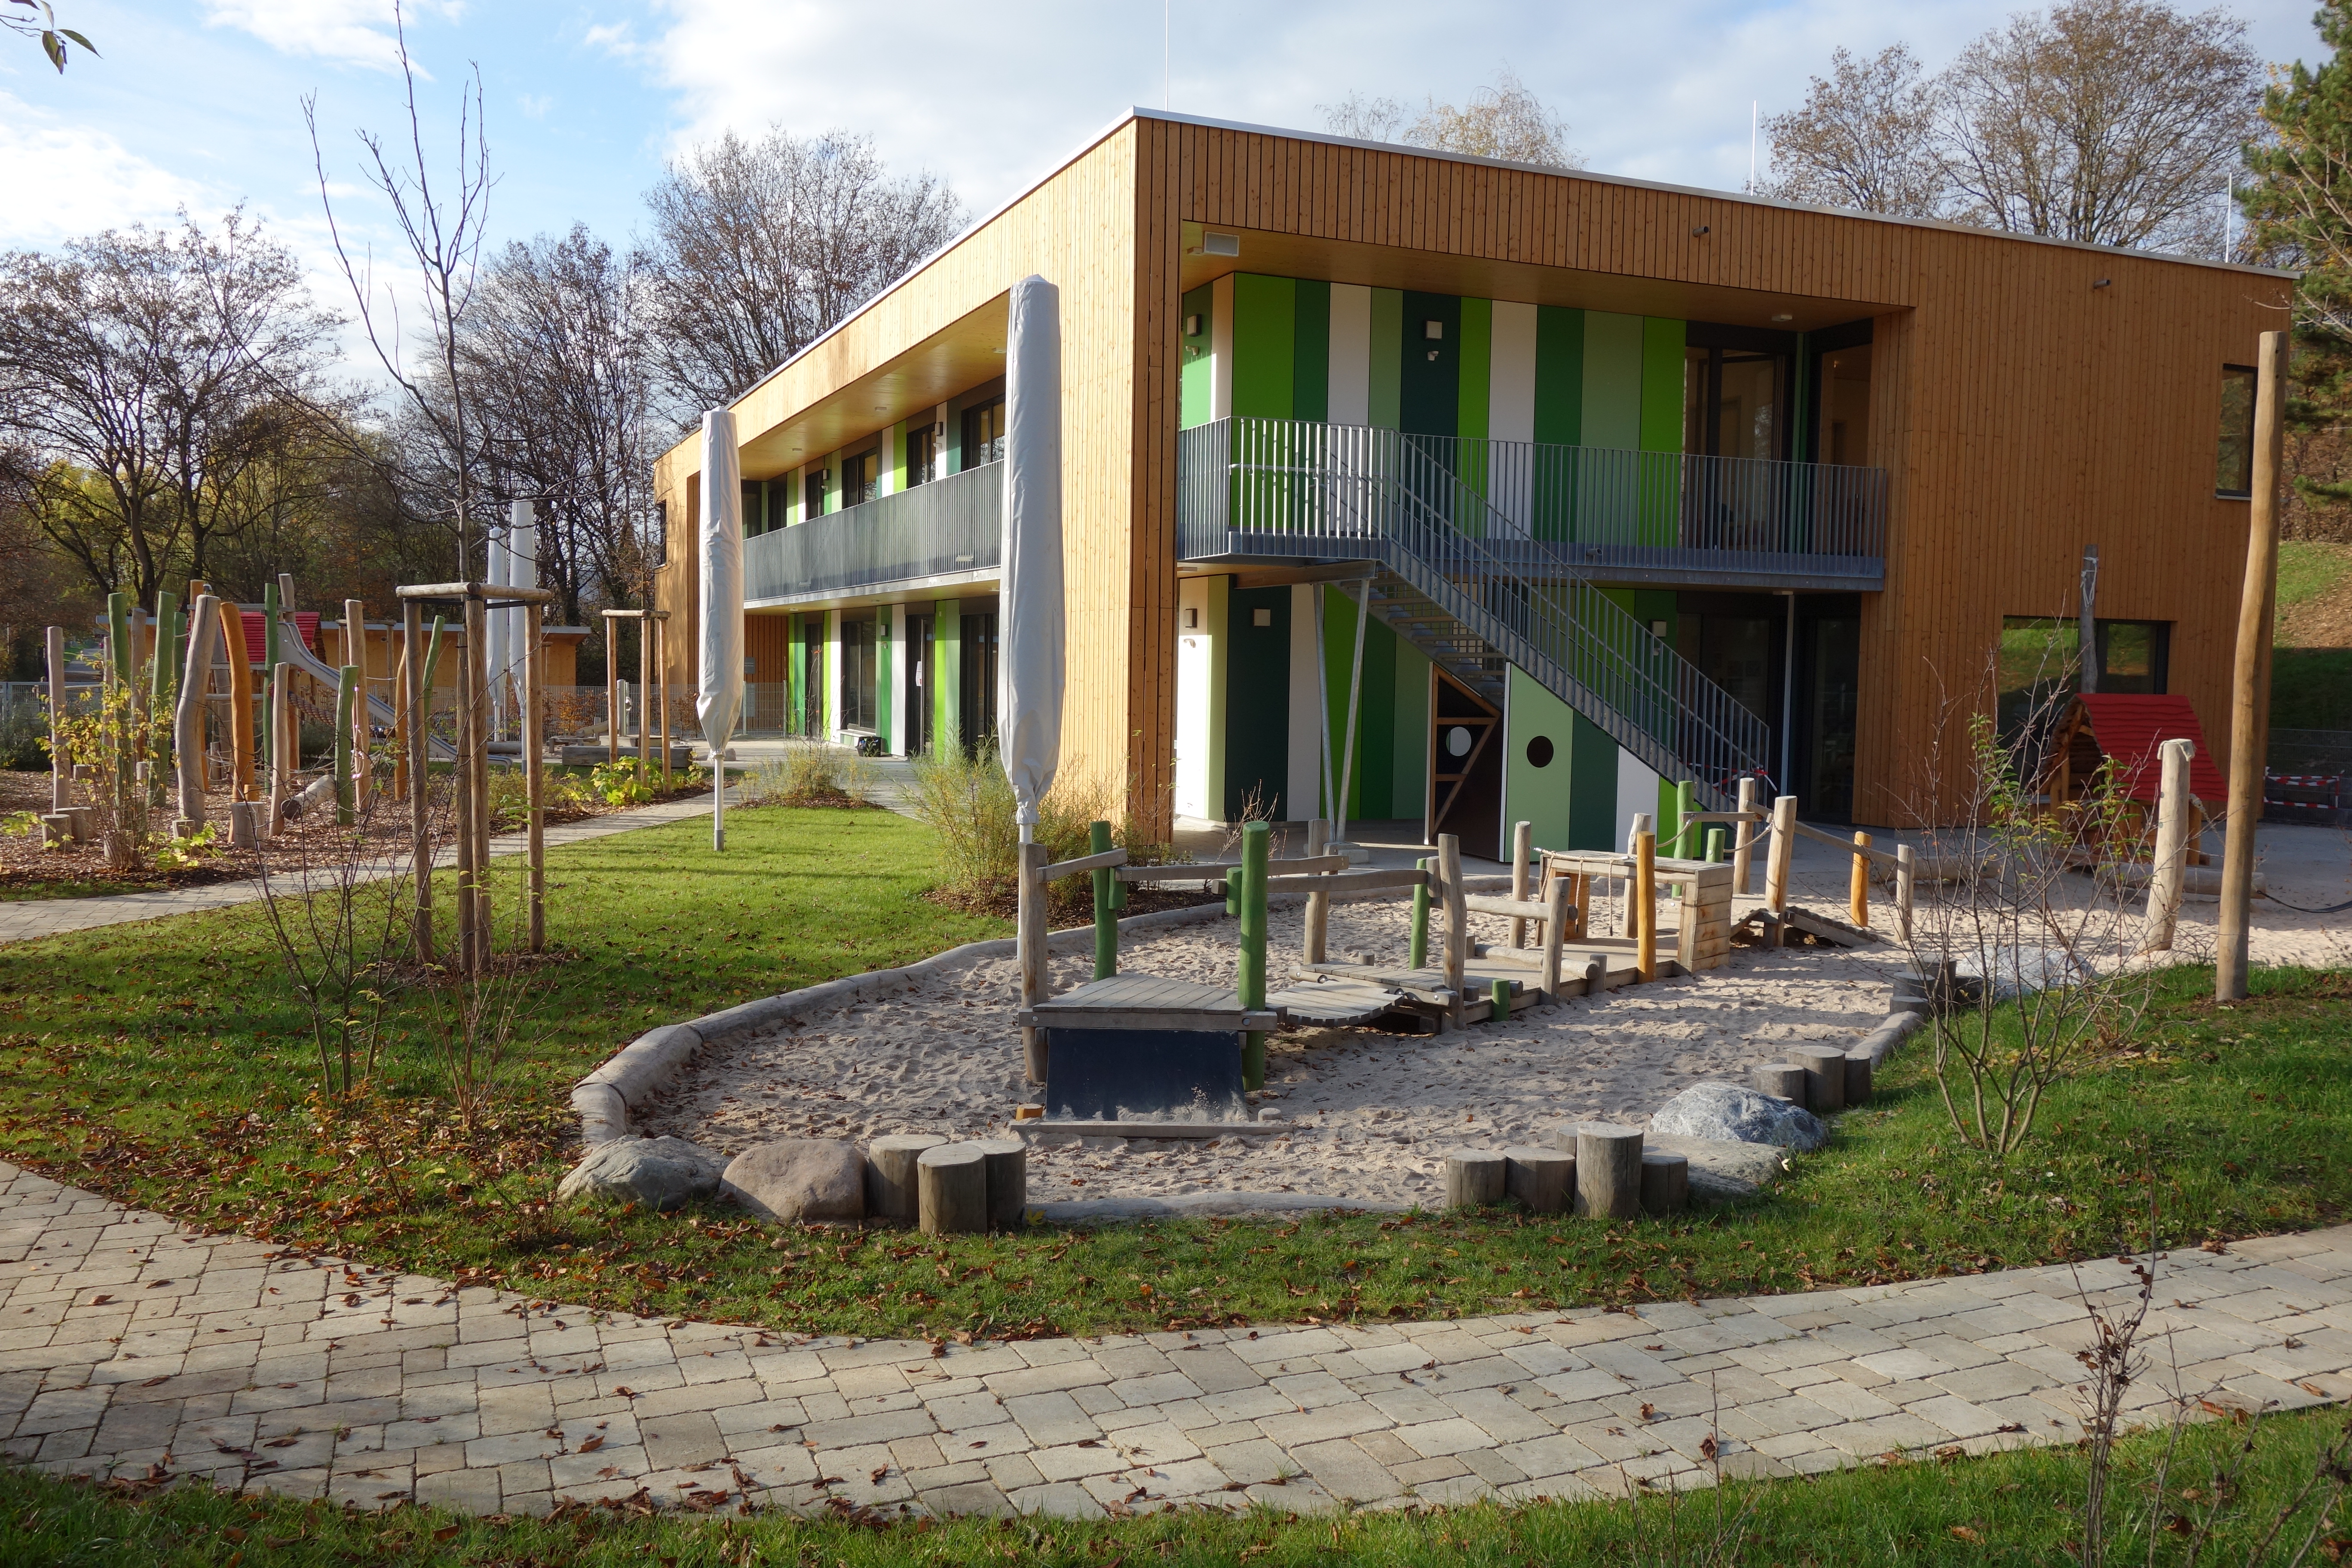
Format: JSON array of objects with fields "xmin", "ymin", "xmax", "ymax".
[
  {"xmin": 650, "ymin": 501, "xmax": 666, "ymax": 567},
  {"xmin": 804, "ymin": 468, "xmax": 827, "ymax": 518},
  {"xmin": 842, "ymin": 449, "xmax": 880, "ymax": 508},
  {"xmin": 962, "ymin": 397, "xmax": 1006, "ymax": 467},
  {"xmin": 1997, "ymin": 616, "xmax": 2171, "ymax": 737},
  {"xmin": 1683, "ymin": 346, "xmax": 1790, "ymax": 460},
  {"xmin": 2217, "ymin": 364, "xmax": 2256, "ymax": 497},
  {"xmin": 839, "ymin": 618, "xmax": 878, "ymax": 731},
  {"xmin": 741, "ymin": 480, "xmax": 766, "ymax": 538},
  {"xmin": 906, "ymin": 423, "xmax": 940, "ymax": 487}
]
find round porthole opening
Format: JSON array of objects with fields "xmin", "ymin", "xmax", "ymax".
[
  {"xmin": 1446, "ymin": 726, "xmax": 1473, "ymax": 757},
  {"xmin": 1525, "ymin": 735, "xmax": 1555, "ymax": 768}
]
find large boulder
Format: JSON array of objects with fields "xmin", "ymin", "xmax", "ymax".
[
  {"xmin": 555, "ymin": 1136, "xmax": 726, "ymax": 1212},
  {"xmin": 720, "ymin": 1139, "xmax": 866, "ymax": 1225},
  {"xmin": 1649, "ymin": 1082, "xmax": 1828, "ymax": 1152}
]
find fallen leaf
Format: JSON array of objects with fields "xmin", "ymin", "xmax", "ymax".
[
  {"xmin": 1951, "ymin": 1525, "xmax": 1983, "ymax": 1544},
  {"xmin": 580, "ymin": 1436, "xmax": 604, "ymax": 1453},
  {"xmin": 89, "ymin": 1295, "xmax": 113, "ymax": 1307},
  {"xmin": 432, "ymin": 1525, "xmax": 461, "ymax": 1541}
]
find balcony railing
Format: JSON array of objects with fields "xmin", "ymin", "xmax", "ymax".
[
  {"xmin": 1179, "ymin": 419, "xmax": 1886, "ymax": 589},
  {"xmin": 745, "ymin": 460, "xmax": 1001, "ymax": 603}
]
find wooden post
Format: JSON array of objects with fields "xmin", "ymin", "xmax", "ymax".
[
  {"xmin": 603, "ymin": 609, "xmax": 622, "ymax": 766},
  {"xmin": 977, "ymin": 1137, "xmax": 1027, "ymax": 1231},
  {"xmin": 1503, "ymin": 1146, "xmax": 1572, "ymax": 1213},
  {"xmin": 1539, "ymin": 874, "xmax": 1570, "ymax": 1002},
  {"xmin": 1849, "ymin": 831, "xmax": 1872, "ymax": 930},
  {"xmin": 1566, "ymin": 871, "xmax": 1589, "ymax": 942},
  {"xmin": 344, "ymin": 598, "xmax": 369, "ymax": 809},
  {"xmin": 270, "ymin": 661, "xmax": 293, "ymax": 836},
  {"xmin": 2143, "ymin": 738, "xmax": 2195, "ymax": 953},
  {"xmin": 2220, "ymin": 329, "xmax": 2287, "ymax": 1001},
  {"xmin": 916, "ymin": 1144, "xmax": 987, "ymax": 1236},
  {"xmin": 1634, "ymin": 830, "xmax": 1658, "ymax": 981},
  {"xmin": 864, "ymin": 1133, "xmax": 945, "ymax": 1224},
  {"xmin": 1443, "ymin": 1149, "xmax": 1505, "ymax": 1208},
  {"xmin": 1303, "ymin": 818, "xmax": 1330, "ymax": 965},
  {"xmin": 173, "ymin": 596, "xmax": 216, "ymax": 830},
  {"xmin": 404, "ymin": 599, "xmax": 432, "ymax": 966},
  {"xmin": 469, "ymin": 594, "xmax": 493, "ymax": 970},
  {"xmin": 637, "ymin": 604, "xmax": 653, "ymax": 785},
  {"xmin": 1239, "ymin": 820, "xmax": 1270, "ymax": 1089},
  {"xmin": 217, "ymin": 601, "xmax": 256, "ymax": 801},
  {"xmin": 1018, "ymin": 840, "xmax": 1048, "ymax": 1084},
  {"xmin": 1438, "ymin": 832, "xmax": 1467, "ymax": 1026},
  {"xmin": 46, "ymin": 626, "xmax": 67, "ymax": 814},
  {"xmin": 1509, "ymin": 819, "xmax": 1532, "ymax": 948},
  {"xmin": 655, "ymin": 613, "xmax": 673, "ymax": 790},
  {"xmin": 1573, "ymin": 1124, "xmax": 1643, "ymax": 1219},
  {"xmin": 333, "ymin": 666, "xmax": 358, "ymax": 826},
  {"xmin": 1409, "ymin": 856, "xmax": 1432, "ymax": 969},
  {"xmin": 1753, "ymin": 1062, "xmax": 1808, "ymax": 1104},
  {"xmin": 1792, "ymin": 1044, "xmax": 1846, "ymax": 1114},
  {"xmin": 1623, "ymin": 812, "xmax": 1650, "ymax": 939},
  {"xmin": 1089, "ymin": 820, "xmax": 1117, "ymax": 980},
  {"xmin": 454, "ymin": 603, "xmax": 479, "ymax": 972},
  {"xmin": 1732, "ymin": 775, "xmax": 1758, "ymax": 894},
  {"xmin": 259, "ymin": 583, "xmax": 278, "ymax": 784},
  {"xmin": 525, "ymin": 601, "xmax": 546, "ymax": 954},
  {"xmin": 1640, "ymin": 1153, "xmax": 1690, "ymax": 1216},
  {"xmin": 1894, "ymin": 842, "xmax": 1915, "ymax": 943},
  {"xmin": 1765, "ymin": 795, "xmax": 1797, "ymax": 945}
]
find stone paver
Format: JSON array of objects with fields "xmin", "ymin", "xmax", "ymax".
[
  {"xmin": 0, "ymin": 795, "xmax": 714, "ymax": 946},
  {"xmin": 0, "ymin": 1161, "xmax": 2346, "ymax": 1519}
]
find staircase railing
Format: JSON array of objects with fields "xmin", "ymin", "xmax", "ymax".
[{"xmin": 1180, "ymin": 416, "xmax": 1774, "ymax": 805}]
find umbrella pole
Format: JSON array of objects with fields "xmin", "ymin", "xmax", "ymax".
[{"xmin": 714, "ymin": 749, "xmax": 725, "ymax": 851}]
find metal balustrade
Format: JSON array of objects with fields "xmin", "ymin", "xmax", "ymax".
[
  {"xmin": 745, "ymin": 460, "xmax": 1001, "ymax": 603},
  {"xmin": 1179, "ymin": 417, "xmax": 1777, "ymax": 805}
]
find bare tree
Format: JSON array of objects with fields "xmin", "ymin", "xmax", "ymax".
[
  {"xmin": 1937, "ymin": 0, "xmax": 2261, "ymax": 250},
  {"xmin": 453, "ymin": 226, "xmax": 653, "ymax": 626},
  {"xmin": 0, "ymin": 210, "xmax": 338, "ymax": 602},
  {"xmin": 637, "ymin": 128, "xmax": 964, "ymax": 419},
  {"xmin": 1760, "ymin": 45, "xmax": 1949, "ymax": 217},
  {"xmin": 1318, "ymin": 71, "xmax": 1583, "ymax": 168},
  {"xmin": 304, "ymin": 0, "xmax": 493, "ymax": 570}
]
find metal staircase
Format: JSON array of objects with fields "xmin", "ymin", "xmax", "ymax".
[{"xmin": 1178, "ymin": 417, "xmax": 1774, "ymax": 808}]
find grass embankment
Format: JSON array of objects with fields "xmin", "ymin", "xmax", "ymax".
[
  {"xmin": 2273, "ymin": 539, "xmax": 2352, "ymax": 731},
  {"xmin": 6, "ymin": 1405, "xmax": 2346, "ymax": 1566},
  {"xmin": 0, "ymin": 794, "xmax": 2346, "ymax": 1340}
]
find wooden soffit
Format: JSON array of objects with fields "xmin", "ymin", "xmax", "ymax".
[{"xmin": 1176, "ymin": 222, "xmax": 1902, "ymax": 334}]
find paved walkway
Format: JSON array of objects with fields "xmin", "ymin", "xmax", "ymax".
[
  {"xmin": 0, "ymin": 796, "xmax": 715, "ymax": 947},
  {"xmin": 2, "ymin": 1163, "xmax": 2346, "ymax": 1520}
]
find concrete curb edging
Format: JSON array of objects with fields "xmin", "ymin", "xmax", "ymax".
[{"xmin": 571, "ymin": 874, "xmax": 1521, "ymax": 1148}]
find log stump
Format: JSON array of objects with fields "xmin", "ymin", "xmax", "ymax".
[
  {"xmin": 1844, "ymin": 1052, "xmax": 1874, "ymax": 1106},
  {"xmin": 865, "ymin": 1133, "xmax": 946, "ymax": 1225},
  {"xmin": 916, "ymin": 1143, "xmax": 987, "ymax": 1236},
  {"xmin": 1502, "ymin": 1146, "xmax": 1573, "ymax": 1214},
  {"xmin": 974, "ymin": 1137, "xmax": 1028, "ymax": 1231},
  {"xmin": 1789, "ymin": 1045, "xmax": 1847, "ymax": 1114},
  {"xmin": 1443, "ymin": 1148, "xmax": 1506, "ymax": 1209},
  {"xmin": 1574, "ymin": 1124, "xmax": 1644, "ymax": 1219},
  {"xmin": 1752, "ymin": 1063, "xmax": 1807, "ymax": 1104},
  {"xmin": 1640, "ymin": 1152, "xmax": 1690, "ymax": 1215}
]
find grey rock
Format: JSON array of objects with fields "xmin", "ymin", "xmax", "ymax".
[
  {"xmin": 1649, "ymin": 1081, "xmax": 1828, "ymax": 1152},
  {"xmin": 554, "ymin": 1135, "xmax": 726, "ymax": 1212},
  {"xmin": 720, "ymin": 1139, "xmax": 866, "ymax": 1225}
]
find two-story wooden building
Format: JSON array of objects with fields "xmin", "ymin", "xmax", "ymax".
[{"xmin": 650, "ymin": 108, "xmax": 2290, "ymax": 849}]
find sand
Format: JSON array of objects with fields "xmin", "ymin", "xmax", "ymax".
[{"xmin": 639, "ymin": 896, "xmax": 1911, "ymax": 1209}]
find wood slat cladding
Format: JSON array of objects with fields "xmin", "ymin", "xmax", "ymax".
[{"xmin": 1158, "ymin": 118, "xmax": 2287, "ymax": 824}]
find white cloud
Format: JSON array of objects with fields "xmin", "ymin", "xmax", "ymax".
[
  {"xmin": 582, "ymin": 19, "xmax": 640, "ymax": 59},
  {"xmin": 0, "ymin": 91, "xmax": 224, "ymax": 245},
  {"xmin": 518, "ymin": 92, "xmax": 554, "ymax": 119},
  {"xmin": 199, "ymin": 0, "xmax": 465, "ymax": 74}
]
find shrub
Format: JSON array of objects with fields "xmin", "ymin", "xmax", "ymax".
[
  {"xmin": 0, "ymin": 700, "xmax": 49, "ymax": 771},
  {"xmin": 903, "ymin": 744, "xmax": 1177, "ymax": 913},
  {"xmin": 741, "ymin": 741, "xmax": 874, "ymax": 807}
]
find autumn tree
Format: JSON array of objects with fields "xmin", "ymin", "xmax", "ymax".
[
  {"xmin": 638, "ymin": 129, "xmax": 964, "ymax": 420},
  {"xmin": 1759, "ymin": 45, "xmax": 1947, "ymax": 216},
  {"xmin": 1319, "ymin": 70, "xmax": 1582, "ymax": 168}
]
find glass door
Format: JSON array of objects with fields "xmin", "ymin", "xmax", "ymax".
[{"xmin": 906, "ymin": 613, "xmax": 935, "ymax": 755}]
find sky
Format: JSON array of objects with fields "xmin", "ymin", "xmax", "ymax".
[{"xmin": 0, "ymin": 0, "xmax": 2331, "ymax": 377}]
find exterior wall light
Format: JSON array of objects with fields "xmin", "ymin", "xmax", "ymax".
[
  {"xmin": 2093, "ymin": 278, "xmax": 2112, "ymax": 288},
  {"xmin": 1183, "ymin": 313, "xmax": 1202, "ymax": 336},
  {"xmin": 1203, "ymin": 232, "xmax": 1240, "ymax": 256},
  {"xmin": 1771, "ymin": 312, "xmax": 1794, "ymax": 323}
]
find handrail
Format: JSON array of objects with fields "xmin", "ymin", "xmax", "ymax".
[
  {"xmin": 1182, "ymin": 417, "xmax": 1773, "ymax": 807},
  {"xmin": 744, "ymin": 460, "xmax": 1002, "ymax": 602}
]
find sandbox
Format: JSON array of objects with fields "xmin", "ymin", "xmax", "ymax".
[{"xmin": 634, "ymin": 897, "xmax": 1905, "ymax": 1210}]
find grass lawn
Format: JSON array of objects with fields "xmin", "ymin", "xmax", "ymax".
[
  {"xmin": 4, "ymin": 1403, "xmax": 2346, "ymax": 1565},
  {"xmin": 0, "ymin": 798, "xmax": 2346, "ymax": 1343},
  {"xmin": 2276, "ymin": 539, "xmax": 2352, "ymax": 618}
]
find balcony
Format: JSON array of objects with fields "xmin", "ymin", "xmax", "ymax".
[
  {"xmin": 745, "ymin": 459, "xmax": 1002, "ymax": 604},
  {"xmin": 1178, "ymin": 419, "xmax": 1887, "ymax": 592}
]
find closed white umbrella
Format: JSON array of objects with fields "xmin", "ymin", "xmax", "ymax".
[
  {"xmin": 998, "ymin": 275, "xmax": 1063, "ymax": 844},
  {"xmin": 698, "ymin": 409, "xmax": 744, "ymax": 850}
]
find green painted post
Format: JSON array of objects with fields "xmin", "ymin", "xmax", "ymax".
[
  {"xmin": 148, "ymin": 591, "xmax": 177, "ymax": 802},
  {"xmin": 1491, "ymin": 978, "xmax": 1511, "ymax": 1020},
  {"xmin": 260, "ymin": 583, "xmax": 280, "ymax": 777},
  {"xmin": 1706, "ymin": 826, "xmax": 1727, "ymax": 864},
  {"xmin": 1238, "ymin": 821, "xmax": 1269, "ymax": 1091},
  {"xmin": 1090, "ymin": 819, "xmax": 1117, "ymax": 980},
  {"xmin": 334, "ymin": 665, "xmax": 358, "ymax": 825},
  {"xmin": 104, "ymin": 592, "xmax": 133, "ymax": 813},
  {"xmin": 1409, "ymin": 856, "xmax": 1433, "ymax": 969},
  {"xmin": 1673, "ymin": 780, "xmax": 1697, "ymax": 857},
  {"xmin": 105, "ymin": 592, "xmax": 132, "ymax": 686}
]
